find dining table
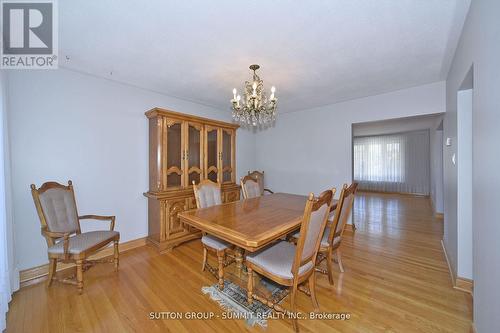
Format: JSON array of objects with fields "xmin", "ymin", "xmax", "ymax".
[{"xmin": 178, "ymin": 192, "xmax": 338, "ymax": 283}]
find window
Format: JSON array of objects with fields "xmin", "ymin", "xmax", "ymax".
[
  {"xmin": 354, "ymin": 135, "xmax": 405, "ymax": 183},
  {"xmin": 353, "ymin": 130, "xmax": 430, "ymax": 194}
]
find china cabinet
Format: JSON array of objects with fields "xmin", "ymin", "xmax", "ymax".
[{"xmin": 144, "ymin": 108, "xmax": 240, "ymax": 252}]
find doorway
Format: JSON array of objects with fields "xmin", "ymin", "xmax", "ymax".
[{"xmin": 456, "ymin": 67, "xmax": 473, "ymax": 281}]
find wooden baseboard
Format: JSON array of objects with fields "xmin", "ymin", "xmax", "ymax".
[
  {"xmin": 430, "ymin": 197, "xmax": 444, "ymax": 220},
  {"xmin": 358, "ymin": 189, "xmax": 429, "ymax": 197},
  {"xmin": 455, "ymin": 276, "xmax": 474, "ymax": 295},
  {"xmin": 441, "ymin": 239, "xmax": 456, "ymax": 286},
  {"xmin": 19, "ymin": 237, "xmax": 147, "ymax": 288},
  {"xmin": 441, "ymin": 239, "xmax": 473, "ymax": 295}
]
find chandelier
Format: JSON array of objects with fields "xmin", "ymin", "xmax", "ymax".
[{"xmin": 231, "ymin": 64, "xmax": 277, "ymax": 126}]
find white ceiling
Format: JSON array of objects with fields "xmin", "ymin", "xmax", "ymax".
[{"xmin": 59, "ymin": 0, "xmax": 470, "ymax": 113}]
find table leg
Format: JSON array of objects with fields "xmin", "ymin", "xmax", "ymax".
[{"xmin": 234, "ymin": 247, "xmax": 244, "ymax": 276}]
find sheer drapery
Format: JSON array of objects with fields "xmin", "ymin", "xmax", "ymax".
[
  {"xmin": 1, "ymin": 73, "xmax": 18, "ymax": 331},
  {"xmin": 353, "ymin": 130, "xmax": 430, "ymax": 194}
]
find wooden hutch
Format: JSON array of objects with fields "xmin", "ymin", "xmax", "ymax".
[{"xmin": 144, "ymin": 108, "xmax": 240, "ymax": 252}]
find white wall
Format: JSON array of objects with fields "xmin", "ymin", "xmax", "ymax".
[
  {"xmin": 445, "ymin": 0, "xmax": 500, "ymax": 331},
  {"xmin": 457, "ymin": 89, "xmax": 472, "ymax": 279},
  {"xmin": 7, "ymin": 69, "xmax": 255, "ymax": 270},
  {"xmin": 430, "ymin": 127, "xmax": 444, "ymax": 213},
  {"xmin": 255, "ymin": 81, "xmax": 446, "ymax": 200}
]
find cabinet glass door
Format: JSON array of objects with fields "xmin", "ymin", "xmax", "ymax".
[
  {"xmin": 205, "ymin": 126, "xmax": 219, "ymax": 183},
  {"xmin": 185, "ymin": 122, "xmax": 203, "ymax": 186},
  {"xmin": 164, "ymin": 118, "xmax": 184, "ymax": 189},
  {"xmin": 221, "ymin": 128, "xmax": 234, "ymax": 183}
]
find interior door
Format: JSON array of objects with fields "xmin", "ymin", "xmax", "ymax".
[
  {"xmin": 185, "ymin": 122, "xmax": 204, "ymax": 186},
  {"xmin": 163, "ymin": 117, "xmax": 184, "ymax": 189},
  {"xmin": 204, "ymin": 125, "xmax": 220, "ymax": 183},
  {"xmin": 220, "ymin": 128, "xmax": 235, "ymax": 183}
]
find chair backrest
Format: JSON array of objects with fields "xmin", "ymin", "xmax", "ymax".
[
  {"xmin": 240, "ymin": 175, "xmax": 261, "ymax": 199},
  {"xmin": 327, "ymin": 182, "xmax": 358, "ymax": 246},
  {"xmin": 31, "ymin": 181, "xmax": 81, "ymax": 244},
  {"xmin": 292, "ymin": 189, "xmax": 334, "ymax": 278},
  {"xmin": 247, "ymin": 170, "xmax": 265, "ymax": 195},
  {"xmin": 192, "ymin": 179, "xmax": 222, "ymax": 209}
]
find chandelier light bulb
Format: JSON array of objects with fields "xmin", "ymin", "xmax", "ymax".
[
  {"xmin": 271, "ymin": 86, "xmax": 276, "ymax": 93},
  {"xmin": 232, "ymin": 88, "xmax": 237, "ymax": 99}
]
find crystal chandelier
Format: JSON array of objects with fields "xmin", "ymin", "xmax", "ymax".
[{"xmin": 231, "ymin": 64, "xmax": 277, "ymax": 126}]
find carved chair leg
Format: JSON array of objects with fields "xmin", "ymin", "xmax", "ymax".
[
  {"xmin": 336, "ymin": 249, "xmax": 345, "ymax": 273},
  {"xmin": 217, "ymin": 250, "xmax": 225, "ymax": 291},
  {"xmin": 114, "ymin": 240, "xmax": 119, "ymax": 271},
  {"xmin": 247, "ymin": 266, "xmax": 254, "ymax": 305},
  {"xmin": 309, "ymin": 272, "xmax": 320, "ymax": 312},
  {"xmin": 290, "ymin": 283, "xmax": 299, "ymax": 332},
  {"xmin": 76, "ymin": 259, "xmax": 84, "ymax": 294},
  {"xmin": 326, "ymin": 248, "xmax": 335, "ymax": 285},
  {"xmin": 202, "ymin": 247, "xmax": 208, "ymax": 272},
  {"xmin": 47, "ymin": 258, "xmax": 57, "ymax": 287}
]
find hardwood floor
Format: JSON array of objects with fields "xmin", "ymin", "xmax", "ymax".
[{"xmin": 6, "ymin": 192, "xmax": 472, "ymax": 332}]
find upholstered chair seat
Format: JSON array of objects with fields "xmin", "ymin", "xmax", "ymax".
[
  {"xmin": 48, "ymin": 230, "xmax": 120, "ymax": 255},
  {"xmin": 246, "ymin": 241, "xmax": 314, "ymax": 279},
  {"xmin": 201, "ymin": 234, "xmax": 230, "ymax": 251},
  {"xmin": 31, "ymin": 180, "xmax": 120, "ymax": 294}
]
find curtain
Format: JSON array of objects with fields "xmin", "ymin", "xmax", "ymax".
[
  {"xmin": 353, "ymin": 130, "xmax": 430, "ymax": 194},
  {"xmin": 1, "ymin": 72, "xmax": 18, "ymax": 331}
]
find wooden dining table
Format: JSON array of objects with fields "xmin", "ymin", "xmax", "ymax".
[{"xmin": 179, "ymin": 193, "xmax": 338, "ymax": 273}]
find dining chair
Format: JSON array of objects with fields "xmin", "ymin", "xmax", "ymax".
[
  {"xmin": 240, "ymin": 175, "xmax": 262, "ymax": 199},
  {"xmin": 192, "ymin": 179, "xmax": 231, "ymax": 290},
  {"xmin": 247, "ymin": 170, "xmax": 274, "ymax": 195},
  {"xmin": 246, "ymin": 189, "xmax": 334, "ymax": 332},
  {"xmin": 317, "ymin": 182, "xmax": 358, "ymax": 284},
  {"xmin": 31, "ymin": 180, "xmax": 120, "ymax": 294}
]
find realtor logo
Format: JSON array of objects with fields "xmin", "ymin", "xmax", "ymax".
[{"xmin": 1, "ymin": 0, "xmax": 58, "ymax": 69}]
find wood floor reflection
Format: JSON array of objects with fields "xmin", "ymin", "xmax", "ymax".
[{"xmin": 6, "ymin": 192, "xmax": 472, "ymax": 332}]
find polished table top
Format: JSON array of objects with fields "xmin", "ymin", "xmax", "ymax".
[{"xmin": 179, "ymin": 193, "xmax": 337, "ymax": 252}]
